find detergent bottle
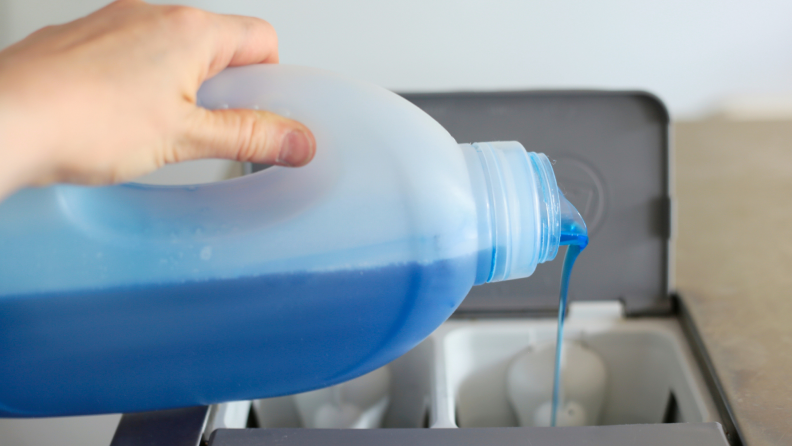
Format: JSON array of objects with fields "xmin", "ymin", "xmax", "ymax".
[{"xmin": 0, "ymin": 65, "xmax": 586, "ymax": 416}]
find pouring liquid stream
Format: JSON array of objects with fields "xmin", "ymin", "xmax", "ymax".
[{"xmin": 550, "ymin": 196, "xmax": 589, "ymax": 427}]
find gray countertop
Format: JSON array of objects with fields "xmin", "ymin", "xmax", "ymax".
[{"xmin": 674, "ymin": 120, "xmax": 792, "ymax": 446}]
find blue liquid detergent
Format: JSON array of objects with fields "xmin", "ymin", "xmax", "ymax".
[
  {"xmin": 550, "ymin": 197, "xmax": 589, "ymax": 427},
  {"xmin": 0, "ymin": 255, "xmax": 475, "ymax": 416}
]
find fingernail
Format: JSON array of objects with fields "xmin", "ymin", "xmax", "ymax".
[{"xmin": 276, "ymin": 130, "xmax": 313, "ymax": 166}]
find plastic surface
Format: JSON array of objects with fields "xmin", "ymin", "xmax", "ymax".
[{"xmin": 0, "ymin": 65, "xmax": 577, "ymax": 416}]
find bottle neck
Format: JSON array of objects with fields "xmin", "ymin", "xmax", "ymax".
[{"xmin": 461, "ymin": 142, "xmax": 562, "ymax": 284}]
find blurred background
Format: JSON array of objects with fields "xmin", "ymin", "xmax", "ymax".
[{"xmin": 1, "ymin": 1, "xmax": 791, "ymax": 445}]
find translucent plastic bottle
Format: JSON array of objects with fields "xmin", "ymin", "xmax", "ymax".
[{"xmin": 0, "ymin": 65, "xmax": 585, "ymax": 416}]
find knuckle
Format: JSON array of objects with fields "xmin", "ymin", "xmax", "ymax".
[
  {"xmin": 164, "ymin": 5, "xmax": 209, "ymax": 30},
  {"xmin": 161, "ymin": 144, "xmax": 180, "ymax": 164},
  {"xmin": 234, "ymin": 111, "xmax": 272, "ymax": 162}
]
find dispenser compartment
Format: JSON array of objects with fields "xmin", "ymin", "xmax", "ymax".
[
  {"xmin": 435, "ymin": 303, "xmax": 719, "ymax": 428},
  {"xmin": 221, "ymin": 302, "xmax": 718, "ymax": 437},
  {"xmin": 248, "ymin": 338, "xmax": 433, "ymax": 429}
]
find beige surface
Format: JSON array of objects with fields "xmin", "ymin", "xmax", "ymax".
[{"xmin": 675, "ymin": 120, "xmax": 792, "ymax": 446}]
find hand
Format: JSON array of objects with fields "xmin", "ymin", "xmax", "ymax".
[{"xmin": 0, "ymin": 0, "xmax": 316, "ymax": 199}]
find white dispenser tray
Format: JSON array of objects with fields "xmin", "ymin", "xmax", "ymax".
[
  {"xmin": 207, "ymin": 302, "xmax": 719, "ymax": 434},
  {"xmin": 435, "ymin": 303, "xmax": 719, "ymax": 428}
]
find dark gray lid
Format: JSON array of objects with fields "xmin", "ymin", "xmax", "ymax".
[{"xmin": 401, "ymin": 91, "xmax": 671, "ymax": 316}]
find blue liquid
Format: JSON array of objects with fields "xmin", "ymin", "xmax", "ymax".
[
  {"xmin": 550, "ymin": 233, "xmax": 588, "ymax": 426},
  {"xmin": 0, "ymin": 254, "xmax": 475, "ymax": 417}
]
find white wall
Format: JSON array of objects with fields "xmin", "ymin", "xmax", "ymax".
[{"xmin": 2, "ymin": 0, "xmax": 792, "ymax": 118}]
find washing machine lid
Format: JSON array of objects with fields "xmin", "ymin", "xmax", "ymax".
[{"xmin": 402, "ymin": 91, "xmax": 671, "ymax": 316}]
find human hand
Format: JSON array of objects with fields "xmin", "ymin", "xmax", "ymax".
[{"xmin": 0, "ymin": 0, "xmax": 316, "ymax": 199}]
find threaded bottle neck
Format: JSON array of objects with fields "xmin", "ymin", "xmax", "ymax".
[
  {"xmin": 461, "ymin": 142, "xmax": 561, "ymax": 284},
  {"xmin": 530, "ymin": 150, "xmax": 562, "ymax": 264}
]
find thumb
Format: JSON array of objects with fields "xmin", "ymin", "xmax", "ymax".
[{"xmin": 178, "ymin": 107, "xmax": 316, "ymax": 166}]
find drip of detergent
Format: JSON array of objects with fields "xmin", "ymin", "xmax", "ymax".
[{"xmin": 551, "ymin": 194, "xmax": 589, "ymax": 427}]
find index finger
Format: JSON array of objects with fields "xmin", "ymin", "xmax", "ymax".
[{"xmin": 204, "ymin": 13, "xmax": 280, "ymax": 78}]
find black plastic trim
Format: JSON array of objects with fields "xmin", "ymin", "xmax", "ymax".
[
  {"xmin": 208, "ymin": 423, "xmax": 729, "ymax": 446},
  {"xmin": 110, "ymin": 406, "xmax": 209, "ymax": 446},
  {"xmin": 674, "ymin": 293, "xmax": 745, "ymax": 446}
]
